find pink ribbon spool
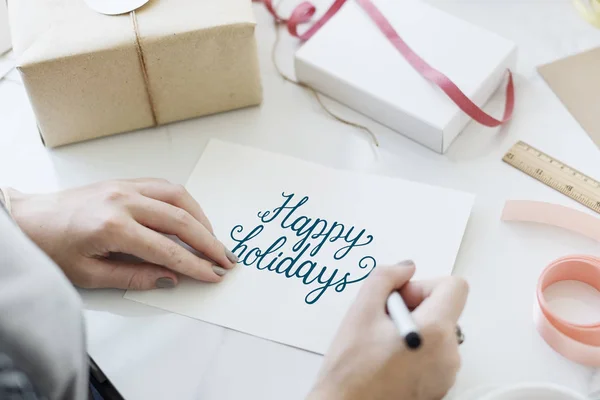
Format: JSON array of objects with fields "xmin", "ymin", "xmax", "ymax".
[
  {"xmin": 535, "ymin": 255, "xmax": 600, "ymax": 366},
  {"xmin": 503, "ymin": 201, "xmax": 600, "ymax": 366}
]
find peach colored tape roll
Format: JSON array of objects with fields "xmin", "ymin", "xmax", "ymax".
[{"xmin": 502, "ymin": 200, "xmax": 600, "ymax": 366}]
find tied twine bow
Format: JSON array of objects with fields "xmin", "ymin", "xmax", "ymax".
[{"xmin": 255, "ymin": 0, "xmax": 515, "ymax": 144}]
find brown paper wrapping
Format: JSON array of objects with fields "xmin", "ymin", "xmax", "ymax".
[
  {"xmin": 8, "ymin": 0, "xmax": 263, "ymax": 147},
  {"xmin": 538, "ymin": 48, "xmax": 600, "ymax": 151}
]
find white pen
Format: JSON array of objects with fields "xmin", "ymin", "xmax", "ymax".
[{"xmin": 387, "ymin": 290, "xmax": 422, "ymax": 349}]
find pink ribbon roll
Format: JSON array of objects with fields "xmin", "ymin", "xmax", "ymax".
[
  {"xmin": 255, "ymin": 0, "xmax": 514, "ymax": 128},
  {"xmin": 503, "ymin": 201, "xmax": 600, "ymax": 366},
  {"xmin": 536, "ymin": 255, "xmax": 600, "ymax": 366}
]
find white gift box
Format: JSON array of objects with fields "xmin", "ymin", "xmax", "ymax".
[
  {"xmin": 295, "ymin": 0, "xmax": 517, "ymax": 153},
  {"xmin": 0, "ymin": 0, "xmax": 11, "ymax": 54}
]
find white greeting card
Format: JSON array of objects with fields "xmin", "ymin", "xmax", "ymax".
[{"xmin": 124, "ymin": 140, "xmax": 474, "ymax": 354}]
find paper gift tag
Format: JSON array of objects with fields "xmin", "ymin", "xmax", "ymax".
[{"xmin": 83, "ymin": 0, "xmax": 150, "ymax": 15}]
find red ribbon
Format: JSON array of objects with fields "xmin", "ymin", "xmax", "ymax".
[
  {"xmin": 255, "ymin": 0, "xmax": 347, "ymax": 41},
  {"xmin": 255, "ymin": 0, "xmax": 514, "ymax": 127}
]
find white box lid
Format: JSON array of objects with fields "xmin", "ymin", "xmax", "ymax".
[{"xmin": 295, "ymin": 0, "xmax": 516, "ymax": 132}]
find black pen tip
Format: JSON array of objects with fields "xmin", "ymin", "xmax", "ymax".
[{"xmin": 405, "ymin": 332, "xmax": 422, "ymax": 349}]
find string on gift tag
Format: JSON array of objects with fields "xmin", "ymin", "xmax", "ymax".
[
  {"xmin": 256, "ymin": 0, "xmax": 515, "ymax": 129},
  {"xmin": 573, "ymin": 0, "xmax": 600, "ymax": 28}
]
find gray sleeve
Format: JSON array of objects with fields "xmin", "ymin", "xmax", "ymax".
[{"xmin": 0, "ymin": 204, "xmax": 89, "ymax": 400}]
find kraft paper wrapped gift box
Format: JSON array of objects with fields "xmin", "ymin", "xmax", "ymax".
[
  {"xmin": 8, "ymin": 0, "xmax": 262, "ymax": 147},
  {"xmin": 295, "ymin": 0, "xmax": 517, "ymax": 153}
]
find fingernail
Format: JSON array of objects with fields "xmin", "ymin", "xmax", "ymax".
[
  {"xmin": 155, "ymin": 277, "xmax": 175, "ymax": 288},
  {"xmin": 396, "ymin": 260, "xmax": 415, "ymax": 267},
  {"xmin": 212, "ymin": 266, "xmax": 228, "ymax": 276},
  {"xmin": 225, "ymin": 248, "xmax": 239, "ymax": 264}
]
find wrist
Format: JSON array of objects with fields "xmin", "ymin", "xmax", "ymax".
[
  {"xmin": 307, "ymin": 382, "xmax": 354, "ymax": 400},
  {"xmin": 0, "ymin": 187, "xmax": 13, "ymax": 216},
  {"xmin": 306, "ymin": 386, "xmax": 333, "ymax": 400},
  {"xmin": 1, "ymin": 188, "xmax": 28, "ymax": 223}
]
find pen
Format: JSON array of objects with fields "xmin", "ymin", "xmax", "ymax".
[{"xmin": 387, "ymin": 291, "xmax": 422, "ymax": 349}]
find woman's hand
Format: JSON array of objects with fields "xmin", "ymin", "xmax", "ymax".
[
  {"xmin": 6, "ymin": 179, "xmax": 238, "ymax": 290},
  {"xmin": 308, "ymin": 262, "xmax": 468, "ymax": 400}
]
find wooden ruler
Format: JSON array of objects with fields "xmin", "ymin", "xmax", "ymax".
[{"xmin": 502, "ymin": 141, "xmax": 600, "ymax": 214}]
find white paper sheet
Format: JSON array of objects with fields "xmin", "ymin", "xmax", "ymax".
[{"xmin": 124, "ymin": 140, "xmax": 474, "ymax": 354}]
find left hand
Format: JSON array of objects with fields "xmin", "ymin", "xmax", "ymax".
[{"xmin": 6, "ymin": 179, "xmax": 238, "ymax": 290}]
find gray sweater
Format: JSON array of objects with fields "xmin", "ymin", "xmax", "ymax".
[{"xmin": 0, "ymin": 205, "xmax": 88, "ymax": 399}]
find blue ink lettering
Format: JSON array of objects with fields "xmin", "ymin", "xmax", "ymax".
[{"xmin": 230, "ymin": 193, "xmax": 378, "ymax": 304}]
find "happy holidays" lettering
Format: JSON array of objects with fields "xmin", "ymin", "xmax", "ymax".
[{"xmin": 230, "ymin": 192, "xmax": 377, "ymax": 304}]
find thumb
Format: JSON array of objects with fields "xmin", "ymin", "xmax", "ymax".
[
  {"xmin": 359, "ymin": 260, "xmax": 416, "ymax": 306},
  {"xmin": 86, "ymin": 259, "xmax": 179, "ymax": 290}
]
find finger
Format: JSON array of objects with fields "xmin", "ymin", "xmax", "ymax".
[
  {"xmin": 117, "ymin": 222, "xmax": 225, "ymax": 282},
  {"xmin": 399, "ymin": 277, "xmax": 449, "ymax": 309},
  {"xmin": 358, "ymin": 261, "xmax": 416, "ymax": 307},
  {"xmin": 80, "ymin": 259, "xmax": 179, "ymax": 290},
  {"xmin": 131, "ymin": 178, "xmax": 215, "ymax": 234},
  {"xmin": 129, "ymin": 196, "xmax": 236, "ymax": 269},
  {"xmin": 410, "ymin": 276, "xmax": 469, "ymax": 325}
]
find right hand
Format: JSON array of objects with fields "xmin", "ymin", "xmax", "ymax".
[{"xmin": 308, "ymin": 262, "xmax": 469, "ymax": 400}]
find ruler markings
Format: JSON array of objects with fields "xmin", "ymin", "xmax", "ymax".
[{"xmin": 502, "ymin": 141, "xmax": 600, "ymax": 215}]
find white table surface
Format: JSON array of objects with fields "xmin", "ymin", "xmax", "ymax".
[{"xmin": 1, "ymin": 1, "xmax": 600, "ymax": 399}]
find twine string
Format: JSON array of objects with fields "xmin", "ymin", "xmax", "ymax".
[
  {"xmin": 131, "ymin": 10, "xmax": 158, "ymax": 126},
  {"xmin": 270, "ymin": 16, "xmax": 380, "ymax": 146}
]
